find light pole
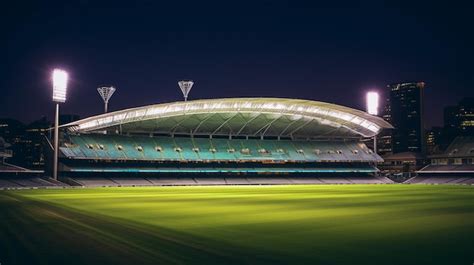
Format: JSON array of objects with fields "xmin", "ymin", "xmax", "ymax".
[
  {"xmin": 178, "ymin": 80, "xmax": 194, "ymax": 101},
  {"xmin": 366, "ymin": 91, "xmax": 379, "ymax": 154},
  {"xmin": 52, "ymin": 69, "xmax": 68, "ymax": 180},
  {"xmin": 97, "ymin": 86, "xmax": 116, "ymax": 113}
]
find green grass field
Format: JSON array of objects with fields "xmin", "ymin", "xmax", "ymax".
[{"xmin": 1, "ymin": 185, "xmax": 473, "ymax": 265}]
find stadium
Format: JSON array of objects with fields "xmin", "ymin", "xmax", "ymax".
[
  {"xmin": 56, "ymin": 97, "xmax": 394, "ymax": 186},
  {"xmin": 1, "ymin": 97, "xmax": 473, "ymax": 265},
  {"xmin": 2, "ymin": 2, "xmax": 474, "ymax": 263}
]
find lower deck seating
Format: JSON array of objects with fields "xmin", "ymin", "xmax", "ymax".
[
  {"xmin": 224, "ymin": 178, "xmax": 251, "ymax": 185},
  {"xmin": 194, "ymin": 178, "xmax": 228, "ymax": 185},
  {"xmin": 10, "ymin": 179, "xmax": 41, "ymax": 186},
  {"xmin": 405, "ymin": 175, "xmax": 474, "ymax": 184},
  {"xmin": 109, "ymin": 178, "xmax": 154, "ymax": 186},
  {"xmin": 145, "ymin": 177, "xmax": 197, "ymax": 185},
  {"xmin": 348, "ymin": 176, "xmax": 390, "ymax": 184},
  {"xmin": 0, "ymin": 174, "xmax": 394, "ymax": 188},
  {"xmin": 0, "ymin": 177, "xmax": 65, "ymax": 188},
  {"xmin": 318, "ymin": 177, "xmax": 352, "ymax": 184},
  {"xmin": 461, "ymin": 178, "xmax": 474, "ymax": 184},
  {"xmin": 6, "ymin": 175, "xmax": 473, "ymax": 186},
  {"xmin": 0, "ymin": 179, "xmax": 22, "ymax": 188},
  {"xmin": 72, "ymin": 177, "xmax": 118, "ymax": 187},
  {"xmin": 246, "ymin": 178, "xmax": 293, "ymax": 185},
  {"xmin": 63, "ymin": 175, "xmax": 392, "ymax": 187},
  {"xmin": 288, "ymin": 177, "xmax": 325, "ymax": 184}
]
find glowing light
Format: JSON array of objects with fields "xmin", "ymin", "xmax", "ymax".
[
  {"xmin": 366, "ymin": 92, "xmax": 379, "ymax": 115},
  {"xmin": 52, "ymin": 69, "xmax": 68, "ymax": 103}
]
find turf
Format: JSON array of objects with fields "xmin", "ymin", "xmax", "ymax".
[{"xmin": 0, "ymin": 185, "xmax": 473, "ymax": 265}]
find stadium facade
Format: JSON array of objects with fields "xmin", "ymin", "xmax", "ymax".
[{"xmin": 50, "ymin": 97, "xmax": 395, "ymax": 185}]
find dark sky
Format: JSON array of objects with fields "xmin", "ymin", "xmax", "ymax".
[{"xmin": 1, "ymin": 1, "xmax": 473, "ymax": 127}]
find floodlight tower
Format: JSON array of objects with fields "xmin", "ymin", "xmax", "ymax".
[
  {"xmin": 97, "ymin": 86, "xmax": 116, "ymax": 113},
  {"xmin": 52, "ymin": 69, "xmax": 68, "ymax": 180},
  {"xmin": 366, "ymin": 91, "xmax": 379, "ymax": 154},
  {"xmin": 178, "ymin": 80, "xmax": 194, "ymax": 101}
]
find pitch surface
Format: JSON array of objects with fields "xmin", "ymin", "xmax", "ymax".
[{"xmin": 1, "ymin": 185, "xmax": 473, "ymax": 265}]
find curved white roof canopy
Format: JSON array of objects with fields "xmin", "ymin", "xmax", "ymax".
[{"xmin": 63, "ymin": 98, "xmax": 393, "ymax": 138}]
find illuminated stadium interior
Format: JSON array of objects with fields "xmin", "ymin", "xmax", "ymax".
[{"xmin": 57, "ymin": 97, "xmax": 392, "ymax": 182}]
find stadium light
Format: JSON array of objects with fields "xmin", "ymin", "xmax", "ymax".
[
  {"xmin": 366, "ymin": 91, "xmax": 379, "ymax": 115},
  {"xmin": 366, "ymin": 91, "xmax": 379, "ymax": 155},
  {"xmin": 178, "ymin": 80, "xmax": 194, "ymax": 101},
  {"xmin": 97, "ymin": 86, "xmax": 116, "ymax": 113},
  {"xmin": 52, "ymin": 69, "xmax": 68, "ymax": 103},
  {"xmin": 52, "ymin": 69, "xmax": 69, "ymax": 180}
]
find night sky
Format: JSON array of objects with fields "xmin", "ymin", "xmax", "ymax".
[{"xmin": 1, "ymin": 1, "xmax": 473, "ymax": 127}]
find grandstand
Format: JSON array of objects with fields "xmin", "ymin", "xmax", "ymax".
[
  {"xmin": 49, "ymin": 97, "xmax": 394, "ymax": 186},
  {"xmin": 408, "ymin": 136, "xmax": 474, "ymax": 184},
  {"xmin": 0, "ymin": 137, "xmax": 58, "ymax": 189}
]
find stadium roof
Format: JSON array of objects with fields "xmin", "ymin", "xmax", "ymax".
[{"xmin": 63, "ymin": 98, "xmax": 392, "ymax": 138}]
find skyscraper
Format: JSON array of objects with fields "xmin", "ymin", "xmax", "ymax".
[
  {"xmin": 444, "ymin": 97, "xmax": 474, "ymax": 135},
  {"xmin": 380, "ymin": 82, "xmax": 425, "ymax": 154}
]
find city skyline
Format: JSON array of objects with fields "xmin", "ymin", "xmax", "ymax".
[{"xmin": 1, "ymin": 1, "xmax": 473, "ymax": 126}]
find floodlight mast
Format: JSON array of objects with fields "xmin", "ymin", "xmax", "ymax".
[
  {"xmin": 52, "ymin": 69, "xmax": 68, "ymax": 180},
  {"xmin": 366, "ymin": 91, "xmax": 379, "ymax": 155},
  {"xmin": 97, "ymin": 86, "xmax": 116, "ymax": 113},
  {"xmin": 178, "ymin": 80, "xmax": 194, "ymax": 101}
]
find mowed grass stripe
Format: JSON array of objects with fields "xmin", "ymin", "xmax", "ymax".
[{"xmin": 2, "ymin": 184, "xmax": 474, "ymax": 265}]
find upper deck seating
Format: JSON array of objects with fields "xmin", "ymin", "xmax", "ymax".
[{"xmin": 61, "ymin": 134, "xmax": 382, "ymax": 163}]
